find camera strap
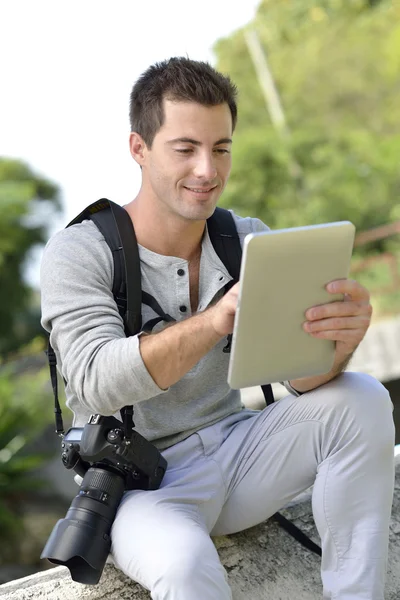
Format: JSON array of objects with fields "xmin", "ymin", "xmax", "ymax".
[{"xmin": 46, "ymin": 342, "xmax": 65, "ymax": 436}]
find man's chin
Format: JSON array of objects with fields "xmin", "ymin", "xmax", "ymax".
[
  {"xmin": 180, "ymin": 203, "xmax": 218, "ymax": 222},
  {"xmin": 177, "ymin": 192, "xmax": 221, "ymax": 221}
]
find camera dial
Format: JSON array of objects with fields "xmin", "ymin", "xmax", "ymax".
[{"xmin": 107, "ymin": 429, "xmax": 123, "ymax": 444}]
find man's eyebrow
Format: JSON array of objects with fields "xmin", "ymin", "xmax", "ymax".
[
  {"xmin": 214, "ymin": 138, "xmax": 233, "ymax": 145},
  {"xmin": 166, "ymin": 137, "xmax": 232, "ymax": 146}
]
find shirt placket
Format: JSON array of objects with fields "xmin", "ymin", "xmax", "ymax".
[{"xmin": 175, "ymin": 260, "xmax": 191, "ymax": 319}]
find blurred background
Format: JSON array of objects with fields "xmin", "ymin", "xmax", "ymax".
[{"xmin": 0, "ymin": 0, "xmax": 399, "ymax": 585}]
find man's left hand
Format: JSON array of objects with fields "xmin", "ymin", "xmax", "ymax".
[{"xmin": 303, "ymin": 279, "xmax": 372, "ymax": 361}]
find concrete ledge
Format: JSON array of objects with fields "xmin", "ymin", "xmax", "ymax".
[{"xmin": 1, "ymin": 460, "xmax": 399, "ymax": 600}]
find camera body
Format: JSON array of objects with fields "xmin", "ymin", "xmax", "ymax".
[
  {"xmin": 61, "ymin": 414, "xmax": 167, "ymax": 490},
  {"xmin": 41, "ymin": 414, "xmax": 167, "ymax": 584}
]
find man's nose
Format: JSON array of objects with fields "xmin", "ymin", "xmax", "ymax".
[{"xmin": 193, "ymin": 153, "xmax": 217, "ymax": 181}]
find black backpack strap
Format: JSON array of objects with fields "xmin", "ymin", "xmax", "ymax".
[
  {"xmin": 273, "ymin": 512, "xmax": 322, "ymax": 556},
  {"xmin": 107, "ymin": 201, "xmax": 142, "ymax": 337},
  {"xmin": 207, "ymin": 208, "xmax": 274, "ymax": 406},
  {"xmin": 92, "ymin": 201, "xmax": 142, "ymax": 336},
  {"xmin": 207, "ymin": 207, "xmax": 241, "ymax": 355},
  {"xmin": 261, "ymin": 384, "xmax": 275, "ymax": 407},
  {"xmin": 90, "ymin": 209, "xmax": 127, "ymax": 326},
  {"xmin": 66, "ymin": 198, "xmax": 142, "ymax": 336},
  {"xmin": 207, "ymin": 207, "xmax": 241, "ymax": 292},
  {"xmin": 142, "ymin": 292, "xmax": 176, "ymax": 324},
  {"xmin": 142, "ymin": 291, "xmax": 176, "ymax": 333}
]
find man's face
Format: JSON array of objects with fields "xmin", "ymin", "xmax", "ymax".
[{"xmin": 141, "ymin": 99, "xmax": 233, "ymax": 221}]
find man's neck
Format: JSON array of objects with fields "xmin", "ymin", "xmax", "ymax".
[{"xmin": 124, "ymin": 193, "xmax": 205, "ymax": 261}]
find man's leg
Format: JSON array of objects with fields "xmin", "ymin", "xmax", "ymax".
[
  {"xmin": 110, "ymin": 432, "xmax": 231, "ymax": 600},
  {"xmin": 212, "ymin": 373, "xmax": 395, "ymax": 600}
]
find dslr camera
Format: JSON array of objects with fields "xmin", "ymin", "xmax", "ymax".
[{"xmin": 41, "ymin": 413, "xmax": 167, "ymax": 584}]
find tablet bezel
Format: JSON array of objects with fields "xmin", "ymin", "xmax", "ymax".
[{"xmin": 227, "ymin": 221, "xmax": 356, "ymax": 389}]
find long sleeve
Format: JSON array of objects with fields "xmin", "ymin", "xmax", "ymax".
[{"xmin": 40, "ymin": 221, "xmax": 168, "ymax": 416}]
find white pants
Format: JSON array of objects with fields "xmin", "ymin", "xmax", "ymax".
[{"xmin": 111, "ymin": 373, "xmax": 395, "ymax": 599}]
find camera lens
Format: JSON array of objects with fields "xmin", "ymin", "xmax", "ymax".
[{"xmin": 41, "ymin": 466, "xmax": 125, "ymax": 584}]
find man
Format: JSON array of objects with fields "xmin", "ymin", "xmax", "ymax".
[{"xmin": 40, "ymin": 57, "xmax": 395, "ymax": 599}]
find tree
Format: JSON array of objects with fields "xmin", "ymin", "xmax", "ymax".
[
  {"xmin": 0, "ymin": 365, "xmax": 55, "ymax": 563},
  {"xmin": 214, "ymin": 0, "xmax": 400, "ymax": 247},
  {"xmin": 0, "ymin": 158, "xmax": 61, "ymax": 357}
]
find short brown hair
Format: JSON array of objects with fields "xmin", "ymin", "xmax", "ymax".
[{"xmin": 129, "ymin": 57, "xmax": 238, "ymax": 147}]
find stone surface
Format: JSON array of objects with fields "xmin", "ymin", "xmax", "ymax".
[{"xmin": 1, "ymin": 460, "xmax": 399, "ymax": 600}]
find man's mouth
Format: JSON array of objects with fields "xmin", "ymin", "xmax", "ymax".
[{"xmin": 184, "ymin": 186, "xmax": 217, "ymax": 193}]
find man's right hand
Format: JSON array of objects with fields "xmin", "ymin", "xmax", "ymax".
[
  {"xmin": 140, "ymin": 282, "xmax": 240, "ymax": 390},
  {"xmin": 209, "ymin": 282, "xmax": 240, "ymax": 337}
]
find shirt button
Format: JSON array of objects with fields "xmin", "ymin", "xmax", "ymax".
[
  {"xmin": 179, "ymin": 305, "xmax": 187, "ymax": 313},
  {"xmin": 177, "ymin": 269, "xmax": 185, "ymax": 276}
]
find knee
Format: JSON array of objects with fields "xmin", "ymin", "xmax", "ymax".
[
  {"xmin": 111, "ymin": 499, "xmax": 230, "ymax": 598},
  {"xmin": 317, "ymin": 371, "xmax": 394, "ymax": 448},
  {"xmin": 329, "ymin": 371, "xmax": 392, "ymax": 414}
]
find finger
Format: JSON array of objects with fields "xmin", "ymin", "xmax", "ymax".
[
  {"xmin": 227, "ymin": 282, "xmax": 240, "ymax": 297},
  {"xmin": 223, "ymin": 294, "xmax": 239, "ymax": 314},
  {"xmin": 304, "ymin": 315, "xmax": 370, "ymax": 333},
  {"xmin": 308, "ymin": 328, "xmax": 365, "ymax": 344},
  {"xmin": 305, "ymin": 300, "xmax": 372, "ymax": 321},
  {"xmin": 326, "ymin": 279, "xmax": 370, "ymax": 301}
]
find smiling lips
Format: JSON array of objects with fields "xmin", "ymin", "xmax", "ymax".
[{"xmin": 184, "ymin": 185, "xmax": 217, "ymax": 194}]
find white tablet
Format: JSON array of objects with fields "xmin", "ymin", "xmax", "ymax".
[{"xmin": 227, "ymin": 221, "xmax": 356, "ymax": 389}]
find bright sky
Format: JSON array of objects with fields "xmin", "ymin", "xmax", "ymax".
[{"xmin": 0, "ymin": 0, "xmax": 260, "ymax": 284}]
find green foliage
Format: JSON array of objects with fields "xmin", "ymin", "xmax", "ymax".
[
  {"xmin": 0, "ymin": 364, "xmax": 54, "ymax": 561},
  {"xmin": 0, "ymin": 158, "xmax": 61, "ymax": 357},
  {"xmin": 215, "ymin": 0, "xmax": 400, "ymax": 240},
  {"xmin": 222, "ymin": 126, "xmax": 400, "ymax": 234},
  {"xmin": 214, "ymin": 0, "xmax": 400, "ymax": 314}
]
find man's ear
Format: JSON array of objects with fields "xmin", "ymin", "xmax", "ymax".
[{"xmin": 129, "ymin": 132, "xmax": 147, "ymax": 166}]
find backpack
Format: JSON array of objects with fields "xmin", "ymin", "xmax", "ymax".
[
  {"xmin": 46, "ymin": 198, "xmax": 321, "ymax": 558},
  {"xmin": 66, "ymin": 198, "xmax": 275, "ymax": 403}
]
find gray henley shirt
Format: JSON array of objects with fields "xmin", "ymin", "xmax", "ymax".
[{"xmin": 40, "ymin": 210, "xmax": 269, "ymax": 449}]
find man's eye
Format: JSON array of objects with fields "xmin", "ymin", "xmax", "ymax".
[
  {"xmin": 214, "ymin": 148, "xmax": 230, "ymax": 155},
  {"xmin": 175, "ymin": 148, "xmax": 192, "ymax": 154}
]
